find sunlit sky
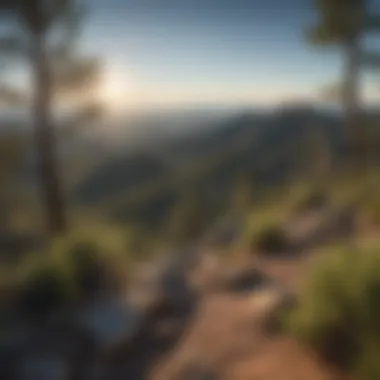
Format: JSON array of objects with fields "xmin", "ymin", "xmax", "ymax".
[
  {"xmin": 12, "ymin": 0, "xmax": 380, "ymax": 111},
  {"xmin": 86, "ymin": 0, "xmax": 331, "ymax": 109}
]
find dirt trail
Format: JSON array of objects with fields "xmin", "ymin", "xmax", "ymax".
[
  {"xmin": 114, "ymin": 208, "xmax": 353, "ymax": 380},
  {"xmin": 150, "ymin": 292, "xmax": 340, "ymax": 380}
]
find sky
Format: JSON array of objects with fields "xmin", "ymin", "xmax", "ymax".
[
  {"xmin": 85, "ymin": 0, "xmax": 336, "ymax": 109},
  {"xmin": 7, "ymin": 0, "xmax": 380, "ymax": 111}
]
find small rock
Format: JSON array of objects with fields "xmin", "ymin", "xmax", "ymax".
[
  {"xmin": 76, "ymin": 297, "xmax": 144, "ymax": 350},
  {"xmin": 15, "ymin": 324, "xmax": 96, "ymax": 380},
  {"xmin": 17, "ymin": 354, "xmax": 69, "ymax": 380}
]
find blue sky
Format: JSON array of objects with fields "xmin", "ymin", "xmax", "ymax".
[
  {"xmin": 82, "ymin": 0, "xmax": 340, "ymax": 108},
  {"xmin": 39, "ymin": 0, "xmax": 380, "ymax": 109}
]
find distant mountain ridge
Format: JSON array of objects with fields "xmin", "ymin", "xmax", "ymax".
[{"xmin": 71, "ymin": 105, "xmax": 348, "ymax": 227}]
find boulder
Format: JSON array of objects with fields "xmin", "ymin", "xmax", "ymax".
[
  {"xmin": 148, "ymin": 263, "xmax": 196, "ymax": 321},
  {"xmin": 14, "ymin": 323, "xmax": 96, "ymax": 380},
  {"xmin": 75, "ymin": 297, "xmax": 145, "ymax": 351},
  {"xmin": 2, "ymin": 294, "xmax": 147, "ymax": 380}
]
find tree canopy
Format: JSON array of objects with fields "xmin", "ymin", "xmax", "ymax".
[{"xmin": 307, "ymin": 0, "xmax": 365, "ymax": 45}]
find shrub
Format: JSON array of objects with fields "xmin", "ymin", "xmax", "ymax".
[
  {"xmin": 66, "ymin": 241, "xmax": 118, "ymax": 298},
  {"xmin": 51, "ymin": 225, "xmax": 129, "ymax": 299},
  {"xmin": 11, "ymin": 225, "xmax": 130, "ymax": 319},
  {"xmin": 359, "ymin": 195, "xmax": 380, "ymax": 227},
  {"xmin": 13, "ymin": 261, "xmax": 70, "ymax": 320},
  {"xmin": 237, "ymin": 202, "xmax": 290, "ymax": 254},
  {"xmin": 287, "ymin": 244, "xmax": 380, "ymax": 378},
  {"xmin": 250, "ymin": 223, "xmax": 290, "ymax": 255}
]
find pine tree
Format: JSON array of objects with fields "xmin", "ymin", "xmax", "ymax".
[
  {"xmin": 0, "ymin": 1, "xmax": 102, "ymax": 234},
  {"xmin": 308, "ymin": 0, "xmax": 365, "ymax": 168},
  {"xmin": 309, "ymin": 0, "xmax": 380, "ymax": 171}
]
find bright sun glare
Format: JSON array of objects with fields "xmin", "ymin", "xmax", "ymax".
[{"xmin": 100, "ymin": 65, "xmax": 135, "ymax": 112}]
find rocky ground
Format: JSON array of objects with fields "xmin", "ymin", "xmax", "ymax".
[
  {"xmin": 144, "ymin": 205, "xmax": 355, "ymax": 380},
  {"xmin": 1, "ymin": 204, "xmax": 358, "ymax": 380}
]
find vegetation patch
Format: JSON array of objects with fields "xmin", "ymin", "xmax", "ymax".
[
  {"xmin": 287, "ymin": 244, "xmax": 380, "ymax": 378},
  {"xmin": 251, "ymin": 223, "xmax": 290, "ymax": 255},
  {"xmin": 8, "ymin": 224, "xmax": 131, "ymax": 321},
  {"xmin": 13, "ymin": 260, "xmax": 70, "ymax": 320},
  {"xmin": 357, "ymin": 194, "xmax": 380, "ymax": 228}
]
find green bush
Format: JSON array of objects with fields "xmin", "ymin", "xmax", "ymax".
[
  {"xmin": 359, "ymin": 195, "xmax": 380, "ymax": 227},
  {"xmin": 14, "ymin": 260, "xmax": 70, "ymax": 319},
  {"xmin": 65, "ymin": 241, "xmax": 117, "ymax": 298},
  {"xmin": 11, "ymin": 225, "xmax": 130, "ymax": 319},
  {"xmin": 288, "ymin": 245, "xmax": 380, "ymax": 378},
  {"xmin": 51, "ymin": 225, "xmax": 129, "ymax": 298},
  {"xmin": 232, "ymin": 200, "xmax": 288, "ymax": 256},
  {"xmin": 250, "ymin": 223, "xmax": 289, "ymax": 255},
  {"xmin": 166, "ymin": 194, "xmax": 210, "ymax": 245}
]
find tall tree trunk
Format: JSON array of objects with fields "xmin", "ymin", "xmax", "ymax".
[
  {"xmin": 343, "ymin": 35, "xmax": 363, "ymax": 172},
  {"xmin": 32, "ymin": 33, "xmax": 67, "ymax": 235}
]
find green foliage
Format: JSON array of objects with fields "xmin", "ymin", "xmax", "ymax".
[
  {"xmin": 0, "ymin": 1, "xmax": 105, "ymax": 234},
  {"xmin": 7, "ymin": 224, "xmax": 130, "ymax": 319},
  {"xmin": 231, "ymin": 174, "xmax": 254, "ymax": 216},
  {"xmin": 330, "ymin": 176, "xmax": 366, "ymax": 206},
  {"xmin": 288, "ymin": 244, "xmax": 380, "ymax": 377},
  {"xmin": 53, "ymin": 229, "xmax": 126, "ymax": 297},
  {"xmin": 166, "ymin": 190, "xmax": 210, "ymax": 245},
  {"xmin": 237, "ymin": 196, "xmax": 292, "ymax": 252},
  {"xmin": 308, "ymin": 0, "xmax": 365, "ymax": 45},
  {"xmin": 51, "ymin": 223, "xmax": 130, "ymax": 272},
  {"xmin": 250, "ymin": 222, "xmax": 289, "ymax": 255},
  {"xmin": 0, "ymin": 1, "xmax": 103, "ymax": 113},
  {"xmin": 303, "ymin": 126, "xmax": 332, "ymax": 185},
  {"xmin": 308, "ymin": 0, "xmax": 367, "ymax": 175},
  {"xmin": 328, "ymin": 172, "xmax": 380, "ymax": 214},
  {"xmin": 358, "ymin": 193, "xmax": 380, "ymax": 227},
  {"xmin": 14, "ymin": 259, "xmax": 71, "ymax": 319}
]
